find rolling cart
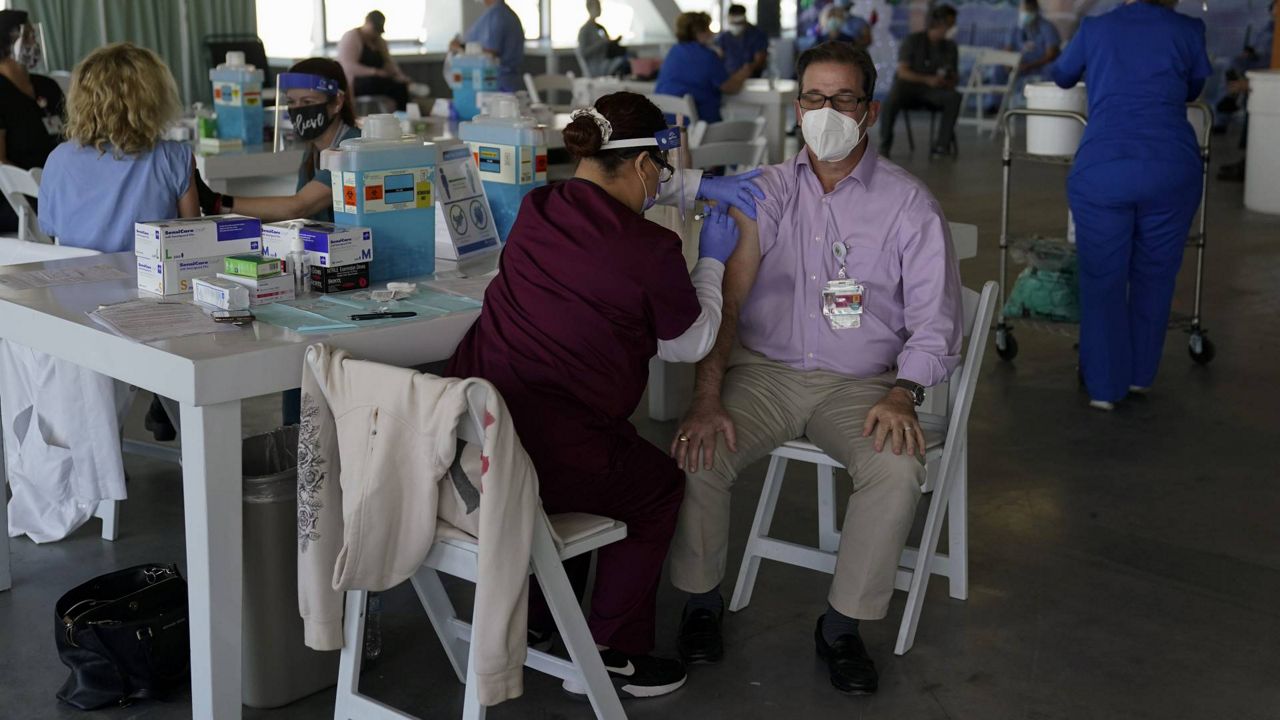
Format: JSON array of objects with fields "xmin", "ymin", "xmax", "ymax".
[{"xmin": 993, "ymin": 102, "xmax": 1216, "ymax": 365}]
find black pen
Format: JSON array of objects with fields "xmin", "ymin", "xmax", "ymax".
[{"xmin": 350, "ymin": 311, "xmax": 418, "ymax": 321}]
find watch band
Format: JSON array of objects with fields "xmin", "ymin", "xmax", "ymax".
[{"xmin": 893, "ymin": 379, "xmax": 925, "ymax": 406}]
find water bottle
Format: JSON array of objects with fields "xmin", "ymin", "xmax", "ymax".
[{"xmin": 363, "ymin": 592, "xmax": 383, "ymax": 661}]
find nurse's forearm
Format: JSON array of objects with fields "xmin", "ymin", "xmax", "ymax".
[{"xmin": 658, "ymin": 259, "xmax": 725, "ymax": 363}]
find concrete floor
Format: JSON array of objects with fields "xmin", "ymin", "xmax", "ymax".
[{"xmin": 3, "ymin": 119, "xmax": 1279, "ymax": 720}]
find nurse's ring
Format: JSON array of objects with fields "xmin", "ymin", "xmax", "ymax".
[{"xmin": 678, "ymin": 435, "xmax": 690, "ymax": 443}]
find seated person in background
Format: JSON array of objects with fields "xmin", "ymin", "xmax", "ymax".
[
  {"xmin": 814, "ymin": 5, "xmax": 862, "ymax": 46},
  {"xmin": 338, "ymin": 10, "xmax": 412, "ymax": 111},
  {"xmin": 578, "ymin": 0, "xmax": 629, "ymax": 78},
  {"xmin": 656, "ymin": 12, "xmax": 759, "ymax": 123},
  {"xmin": 1214, "ymin": 4, "xmax": 1273, "ymax": 134},
  {"xmin": 670, "ymin": 41, "xmax": 962, "ymax": 697},
  {"xmin": 718, "ymin": 4, "xmax": 770, "ymax": 77},
  {"xmin": 877, "ymin": 4, "xmax": 961, "ymax": 159},
  {"xmin": 0, "ymin": 9, "xmax": 65, "ymax": 234},
  {"xmin": 448, "ymin": 92, "xmax": 750, "ymax": 699},
  {"xmin": 206, "ymin": 58, "xmax": 361, "ymax": 226},
  {"xmin": 39, "ymin": 42, "xmax": 198, "ymax": 251},
  {"xmin": 1006, "ymin": 0, "xmax": 1060, "ymax": 80},
  {"xmin": 37, "ymin": 43, "xmax": 197, "ymax": 445}
]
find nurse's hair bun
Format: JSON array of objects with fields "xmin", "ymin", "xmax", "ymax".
[{"xmin": 563, "ymin": 92, "xmax": 667, "ymax": 166}]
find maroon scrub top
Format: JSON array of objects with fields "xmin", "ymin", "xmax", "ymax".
[{"xmin": 449, "ymin": 179, "xmax": 700, "ymax": 475}]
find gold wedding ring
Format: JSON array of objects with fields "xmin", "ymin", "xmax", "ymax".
[{"xmin": 678, "ymin": 435, "xmax": 690, "ymax": 443}]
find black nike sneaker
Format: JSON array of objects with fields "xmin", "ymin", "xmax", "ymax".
[{"xmin": 562, "ymin": 649, "xmax": 687, "ymax": 699}]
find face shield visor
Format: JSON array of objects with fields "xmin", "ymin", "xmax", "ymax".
[
  {"xmin": 273, "ymin": 72, "xmax": 341, "ymax": 150},
  {"xmin": 599, "ymin": 126, "xmax": 686, "ymax": 218},
  {"xmin": 4, "ymin": 18, "xmax": 45, "ymax": 72}
]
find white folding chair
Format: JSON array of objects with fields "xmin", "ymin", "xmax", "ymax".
[
  {"xmin": 688, "ymin": 117, "xmax": 766, "ymax": 148},
  {"xmin": 689, "ymin": 140, "xmax": 761, "ymax": 172},
  {"xmin": 333, "ymin": 384, "xmax": 628, "ymax": 720},
  {"xmin": 648, "ymin": 93, "xmax": 698, "ymax": 125},
  {"xmin": 728, "ymin": 280, "xmax": 999, "ymax": 656},
  {"xmin": 957, "ymin": 49, "xmax": 1022, "ymax": 138},
  {"xmin": 523, "ymin": 72, "xmax": 577, "ymax": 111},
  {"xmin": 0, "ymin": 164, "xmax": 52, "ymax": 244}
]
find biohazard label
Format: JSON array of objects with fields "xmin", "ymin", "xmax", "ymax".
[
  {"xmin": 358, "ymin": 167, "xmax": 433, "ymax": 214},
  {"xmin": 467, "ymin": 143, "xmax": 547, "ymax": 185}
]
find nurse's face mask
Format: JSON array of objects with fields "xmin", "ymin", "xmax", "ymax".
[{"xmin": 597, "ymin": 126, "xmax": 682, "ymax": 215}]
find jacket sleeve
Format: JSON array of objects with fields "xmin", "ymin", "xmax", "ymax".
[
  {"xmin": 297, "ymin": 344, "xmax": 347, "ymax": 650},
  {"xmin": 467, "ymin": 379, "xmax": 537, "ymax": 706}
]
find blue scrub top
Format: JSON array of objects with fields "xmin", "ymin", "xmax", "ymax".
[
  {"xmin": 1051, "ymin": 2, "xmax": 1211, "ymax": 172},
  {"xmin": 656, "ymin": 42, "xmax": 730, "ymax": 123},
  {"xmin": 38, "ymin": 140, "xmax": 192, "ymax": 253},
  {"xmin": 464, "ymin": 0, "xmax": 526, "ymax": 92},
  {"xmin": 842, "ymin": 16, "xmax": 871, "ymax": 44},
  {"xmin": 1008, "ymin": 17, "xmax": 1060, "ymax": 68},
  {"xmin": 299, "ymin": 123, "xmax": 363, "ymax": 222},
  {"xmin": 717, "ymin": 25, "xmax": 770, "ymax": 75}
]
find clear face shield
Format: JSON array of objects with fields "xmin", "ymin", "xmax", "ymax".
[
  {"xmin": 12, "ymin": 22, "xmax": 46, "ymax": 72},
  {"xmin": 598, "ymin": 126, "xmax": 686, "ymax": 217},
  {"xmin": 273, "ymin": 72, "xmax": 341, "ymax": 151}
]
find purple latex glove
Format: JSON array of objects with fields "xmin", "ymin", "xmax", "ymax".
[
  {"xmin": 697, "ymin": 168, "xmax": 766, "ymax": 220},
  {"xmin": 698, "ymin": 204, "xmax": 739, "ymax": 263}
]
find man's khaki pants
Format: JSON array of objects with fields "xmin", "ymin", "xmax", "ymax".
[{"xmin": 670, "ymin": 349, "xmax": 924, "ymax": 620}]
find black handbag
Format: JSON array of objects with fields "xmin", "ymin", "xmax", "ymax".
[{"xmin": 54, "ymin": 563, "xmax": 191, "ymax": 709}]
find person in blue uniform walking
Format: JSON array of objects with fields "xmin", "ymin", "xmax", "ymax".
[
  {"xmin": 1051, "ymin": 0, "xmax": 1211, "ymax": 411},
  {"xmin": 451, "ymin": 0, "xmax": 525, "ymax": 92}
]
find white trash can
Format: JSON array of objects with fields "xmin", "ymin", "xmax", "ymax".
[
  {"xmin": 1244, "ymin": 69, "xmax": 1280, "ymax": 215},
  {"xmin": 1024, "ymin": 82, "xmax": 1087, "ymax": 157}
]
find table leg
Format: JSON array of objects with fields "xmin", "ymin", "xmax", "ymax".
[{"xmin": 181, "ymin": 399, "xmax": 243, "ymax": 720}]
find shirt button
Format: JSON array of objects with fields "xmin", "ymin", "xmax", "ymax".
[
  {"xmin": 808, "ymin": 352, "xmax": 814, "ymax": 358},
  {"xmin": 816, "ymin": 236, "xmax": 823, "ymax": 242},
  {"xmin": 809, "ymin": 313, "xmax": 816, "ymax": 319},
  {"xmin": 822, "ymin": 198, "xmax": 829, "ymax": 204},
  {"xmin": 811, "ymin": 274, "xmax": 817, "ymax": 281}
]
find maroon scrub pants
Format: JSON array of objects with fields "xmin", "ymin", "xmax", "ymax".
[{"xmin": 528, "ymin": 433, "xmax": 684, "ymax": 656}]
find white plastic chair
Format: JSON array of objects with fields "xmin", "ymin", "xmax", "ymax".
[
  {"xmin": 728, "ymin": 280, "xmax": 999, "ymax": 656},
  {"xmin": 957, "ymin": 49, "xmax": 1022, "ymax": 138},
  {"xmin": 523, "ymin": 72, "xmax": 577, "ymax": 112},
  {"xmin": 333, "ymin": 383, "xmax": 628, "ymax": 720},
  {"xmin": 648, "ymin": 93, "xmax": 698, "ymax": 125},
  {"xmin": 689, "ymin": 140, "xmax": 762, "ymax": 172},
  {"xmin": 0, "ymin": 164, "xmax": 52, "ymax": 244},
  {"xmin": 688, "ymin": 117, "xmax": 766, "ymax": 148}
]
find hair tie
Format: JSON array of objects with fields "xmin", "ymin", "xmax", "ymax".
[{"xmin": 570, "ymin": 107, "xmax": 612, "ymax": 145}]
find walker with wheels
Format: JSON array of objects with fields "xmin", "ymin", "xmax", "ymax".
[{"xmin": 993, "ymin": 102, "xmax": 1215, "ymax": 366}]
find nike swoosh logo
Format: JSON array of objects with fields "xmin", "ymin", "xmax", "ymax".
[{"xmin": 605, "ymin": 660, "xmax": 636, "ymax": 677}]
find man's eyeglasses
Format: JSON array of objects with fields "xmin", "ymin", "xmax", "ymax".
[{"xmin": 798, "ymin": 92, "xmax": 869, "ymax": 112}]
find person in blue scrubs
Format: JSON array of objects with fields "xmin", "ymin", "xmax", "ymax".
[
  {"xmin": 1051, "ymin": 0, "xmax": 1211, "ymax": 410},
  {"xmin": 717, "ymin": 4, "xmax": 770, "ymax": 77},
  {"xmin": 451, "ymin": 0, "xmax": 526, "ymax": 92},
  {"xmin": 1006, "ymin": 0, "xmax": 1060, "ymax": 81},
  {"xmin": 656, "ymin": 12, "xmax": 757, "ymax": 123}
]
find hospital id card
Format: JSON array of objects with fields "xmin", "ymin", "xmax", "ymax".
[{"xmin": 822, "ymin": 278, "xmax": 864, "ymax": 330}]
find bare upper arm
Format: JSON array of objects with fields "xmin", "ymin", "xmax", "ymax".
[
  {"xmin": 724, "ymin": 206, "xmax": 761, "ymax": 311},
  {"xmin": 178, "ymin": 167, "xmax": 200, "ymax": 218}
]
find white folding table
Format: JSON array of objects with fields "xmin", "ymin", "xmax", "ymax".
[{"xmin": 0, "ymin": 252, "xmax": 486, "ymax": 719}]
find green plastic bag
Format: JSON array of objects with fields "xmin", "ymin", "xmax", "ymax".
[{"xmin": 1003, "ymin": 263, "xmax": 1080, "ymax": 323}]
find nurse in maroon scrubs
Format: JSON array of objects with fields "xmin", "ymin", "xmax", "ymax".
[{"xmin": 449, "ymin": 91, "xmax": 745, "ymax": 699}]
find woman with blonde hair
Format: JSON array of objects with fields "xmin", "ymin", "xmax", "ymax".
[{"xmin": 38, "ymin": 42, "xmax": 198, "ymax": 252}]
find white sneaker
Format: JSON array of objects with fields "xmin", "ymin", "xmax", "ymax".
[
  {"xmin": 1128, "ymin": 386, "xmax": 1150, "ymax": 395},
  {"xmin": 1089, "ymin": 400, "xmax": 1115, "ymax": 411}
]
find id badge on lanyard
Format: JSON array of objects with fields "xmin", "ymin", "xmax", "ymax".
[{"xmin": 822, "ymin": 241, "xmax": 864, "ymax": 330}]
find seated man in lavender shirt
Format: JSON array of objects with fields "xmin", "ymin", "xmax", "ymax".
[{"xmin": 668, "ymin": 41, "xmax": 963, "ymax": 696}]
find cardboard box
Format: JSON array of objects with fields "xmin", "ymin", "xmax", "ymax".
[
  {"xmin": 193, "ymin": 276, "xmax": 251, "ymax": 311},
  {"xmin": 224, "ymin": 254, "xmax": 281, "ymax": 279},
  {"xmin": 262, "ymin": 220, "xmax": 372, "ymax": 268},
  {"xmin": 135, "ymin": 215, "xmax": 262, "ymax": 261},
  {"xmin": 137, "ymin": 255, "xmax": 238, "ymax": 295},
  {"xmin": 217, "ymin": 272, "xmax": 296, "ymax": 306},
  {"xmin": 310, "ymin": 262, "xmax": 370, "ymax": 294}
]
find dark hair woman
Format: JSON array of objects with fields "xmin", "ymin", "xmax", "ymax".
[{"xmin": 447, "ymin": 91, "xmax": 745, "ymax": 699}]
